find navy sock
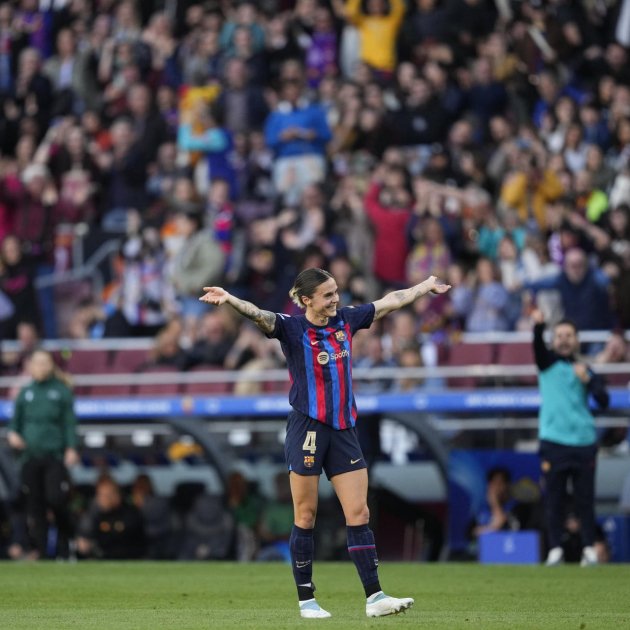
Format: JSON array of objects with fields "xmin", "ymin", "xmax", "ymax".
[
  {"xmin": 347, "ymin": 524, "xmax": 381, "ymax": 597},
  {"xmin": 290, "ymin": 525, "xmax": 314, "ymax": 600}
]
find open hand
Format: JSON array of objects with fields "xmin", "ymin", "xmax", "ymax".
[
  {"xmin": 199, "ymin": 286, "xmax": 230, "ymax": 305},
  {"xmin": 426, "ymin": 276, "xmax": 451, "ymax": 295}
]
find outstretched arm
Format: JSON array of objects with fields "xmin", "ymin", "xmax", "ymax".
[
  {"xmin": 200, "ymin": 287, "xmax": 276, "ymax": 334},
  {"xmin": 372, "ymin": 276, "xmax": 450, "ymax": 321}
]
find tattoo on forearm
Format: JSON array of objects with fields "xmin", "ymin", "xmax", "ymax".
[
  {"xmin": 230, "ymin": 297, "xmax": 276, "ymax": 333},
  {"xmin": 391, "ymin": 284, "xmax": 425, "ymax": 306},
  {"xmin": 374, "ymin": 283, "xmax": 427, "ymax": 320}
]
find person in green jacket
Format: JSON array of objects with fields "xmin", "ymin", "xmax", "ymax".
[{"xmin": 7, "ymin": 350, "xmax": 79, "ymax": 559}]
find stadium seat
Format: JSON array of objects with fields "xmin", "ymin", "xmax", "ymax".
[
  {"xmin": 495, "ymin": 343, "xmax": 537, "ymax": 386},
  {"xmin": 134, "ymin": 365, "xmax": 181, "ymax": 396},
  {"xmin": 604, "ymin": 369, "xmax": 630, "ymax": 387},
  {"xmin": 446, "ymin": 343, "xmax": 496, "ymax": 388},
  {"xmin": 65, "ymin": 349, "xmax": 111, "ymax": 375},
  {"xmin": 263, "ymin": 379, "xmax": 291, "ymax": 394},
  {"xmin": 110, "ymin": 349, "xmax": 151, "ymax": 373},
  {"xmin": 182, "ymin": 366, "xmax": 232, "ymax": 395}
]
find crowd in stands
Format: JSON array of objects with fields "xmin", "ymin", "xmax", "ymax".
[
  {"xmin": 0, "ymin": 0, "xmax": 629, "ymax": 364},
  {"xmin": 0, "ymin": 467, "xmax": 327, "ymax": 561}
]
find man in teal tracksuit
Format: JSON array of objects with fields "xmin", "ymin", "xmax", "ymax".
[
  {"xmin": 7, "ymin": 350, "xmax": 79, "ymax": 559},
  {"xmin": 532, "ymin": 310, "xmax": 609, "ymax": 567}
]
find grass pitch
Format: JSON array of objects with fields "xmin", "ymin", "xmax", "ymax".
[{"xmin": 1, "ymin": 561, "xmax": 629, "ymax": 630}]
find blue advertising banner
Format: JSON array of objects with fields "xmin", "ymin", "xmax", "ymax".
[{"xmin": 0, "ymin": 388, "xmax": 628, "ymax": 420}]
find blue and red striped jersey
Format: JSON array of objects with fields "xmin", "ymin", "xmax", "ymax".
[{"xmin": 269, "ymin": 304, "xmax": 375, "ymax": 430}]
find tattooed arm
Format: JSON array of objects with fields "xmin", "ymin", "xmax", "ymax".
[
  {"xmin": 372, "ymin": 276, "xmax": 451, "ymax": 321},
  {"xmin": 199, "ymin": 286, "xmax": 276, "ymax": 334}
]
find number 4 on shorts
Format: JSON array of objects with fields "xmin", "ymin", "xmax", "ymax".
[{"xmin": 302, "ymin": 431, "xmax": 317, "ymax": 454}]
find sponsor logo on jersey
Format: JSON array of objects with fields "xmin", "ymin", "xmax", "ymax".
[
  {"xmin": 304, "ymin": 455, "xmax": 315, "ymax": 468},
  {"xmin": 317, "ymin": 349, "xmax": 349, "ymax": 364},
  {"xmin": 330, "ymin": 349, "xmax": 349, "ymax": 361}
]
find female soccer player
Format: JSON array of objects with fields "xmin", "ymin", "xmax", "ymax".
[{"xmin": 200, "ymin": 268, "xmax": 450, "ymax": 618}]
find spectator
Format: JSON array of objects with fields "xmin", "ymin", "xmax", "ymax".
[
  {"xmin": 77, "ymin": 475, "xmax": 146, "ymax": 559},
  {"xmin": 170, "ymin": 209, "xmax": 225, "ymax": 344},
  {"xmin": 469, "ymin": 467, "xmax": 521, "ymax": 540},
  {"xmin": 500, "ymin": 150, "xmax": 564, "ymax": 231},
  {"xmin": 526, "ymin": 247, "xmax": 614, "ymax": 331},
  {"xmin": 42, "ymin": 27, "xmax": 97, "ymax": 116},
  {"xmin": 215, "ymin": 58, "xmax": 267, "ymax": 134},
  {"xmin": 305, "ymin": 7, "xmax": 338, "ymax": 89},
  {"xmin": 0, "ymin": 234, "xmax": 40, "ymax": 338},
  {"xmin": 98, "ymin": 118, "xmax": 149, "ymax": 233},
  {"xmin": 226, "ymin": 471, "xmax": 264, "ymax": 562},
  {"xmin": 264, "ymin": 77, "xmax": 332, "ymax": 199},
  {"xmin": 131, "ymin": 474, "xmax": 177, "ymax": 560},
  {"xmin": 364, "ymin": 164, "xmax": 412, "ymax": 286},
  {"xmin": 406, "ymin": 216, "xmax": 451, "ymax": 286},
  {"xmin": 354, "ymin": 332, "xmax": 396, "ymax": 393},
  {"xmin": 344, "ymin": 0, "xmax": 405, "ymax": 78},
  {"xmin": 1, "ymin": 321, "xmax": 39, "ymax": 375},
  {"xmin": 116, "ymin": 212, "xmax": 175, "ymax": 337},
  {"xmin": 457, "ymin": 257, "xmax": 511, "ymax": 333},
  {"xmin": 178, "ymin": 493, "xmax": 234, "ymax": 560},
  {"xmin": 177, "ymin": 99, "xmax": 237, "ymax": 200},
  {"xmin": 143, "ymin": 318, "xmax": 187, "ymax": 369},
  {"xmin": 182, "ymin": 310, "xmax": 237, "ymax": 370},
  {"xmin": 257, "ymin": 472, "xmax": 294, "ymax": 562}
]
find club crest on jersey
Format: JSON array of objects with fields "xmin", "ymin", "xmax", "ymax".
[
  {"xmin": 304, "ymin": 455, "xmax": 315, "ymax": 468},
  {"xmin": 334, "ymin": 330, "xmax": 346, "ymax": 342},
  {"xmin": 317, "ymin": 351, "xmax": 329, "ymax": 365}
]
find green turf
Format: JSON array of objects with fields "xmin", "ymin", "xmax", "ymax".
[{"xmin": 1, "ymin": 562, "xmax": 629, "ymax": 629}]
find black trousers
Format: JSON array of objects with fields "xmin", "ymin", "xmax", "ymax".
[
  {"xmin": 539, "ymin": 440, "xmax": 597, "ymax": 550},
  {"xmin": 21, "ymin": 456, "xmax": 72, "ymax": 558}
]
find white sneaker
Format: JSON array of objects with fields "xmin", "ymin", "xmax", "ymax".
[
  {"xmin": 299, "ymin": 598, "xmax": 331, "ymax": 619},
  {"xmin": 545, "ymin": 547, "xmax": 564, "ymax": 566},
  {"xmin": 580, "ymin": 546, "xmax": 598, "ymax": 567},
  {"xmin": 366, "ymin": 592, "xmax": 414, "ymax": 617}
]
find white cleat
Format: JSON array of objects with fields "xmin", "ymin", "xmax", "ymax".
[
  {"xmin": 545, "ymin": 546, "xmax": 564, "ymax": 566},
  {"xmin": 366, "ymin": 592, "xmax": 414, "ymax": 617},
  {"xmin": 580, "ymin": 546, "xmax": 598, "ymax": 567},
  {"xmin": 299, "ymin": 598, "xmax": 332, "ymax": 619}
]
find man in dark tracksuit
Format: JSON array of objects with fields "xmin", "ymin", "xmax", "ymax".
[
  {"xmin": 7, "ymin": 350, "xmax": 79, "ymax": 559},
  {"xmin": 532, "ymin": 310, "xmax": 609, "ymax": 567}
]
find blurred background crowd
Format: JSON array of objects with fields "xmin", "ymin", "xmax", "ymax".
[{"xmin": 1, "ymin": 0, "xmax": 630, "ymax": 370}]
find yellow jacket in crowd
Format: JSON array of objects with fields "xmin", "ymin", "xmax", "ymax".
[
  {"xmin": 345, "ymin": 0, "xmax": 405, "ymax": 72},
  {"xmin": 500, "ymin": 170, "xmax": 564, "ymax": 230}
]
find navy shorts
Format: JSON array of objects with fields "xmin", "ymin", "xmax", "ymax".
[{"xmin": 284, "ymin": 410, "xmax": 367, "ymax": 479}]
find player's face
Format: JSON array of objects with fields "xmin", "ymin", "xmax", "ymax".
[
  {"xmin": 304, "ymin": 278, "xmax": 339, "ymax": 319},
  {"xmin": 552, "ymin": 324, "xmax": 579, "ymax": 357}
]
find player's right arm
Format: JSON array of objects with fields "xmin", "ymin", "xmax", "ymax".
[
  {"xmin": 200, "ymin": 286, "xmax": 276, "ymax": 334},
  {"xmin": 531, "ymin": 309, "xmax": 554, "ymax": 371}
]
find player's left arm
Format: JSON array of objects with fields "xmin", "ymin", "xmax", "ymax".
[{"xmin": 372, "ymin": 275, "xmax": 451, "ymax": 321}]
